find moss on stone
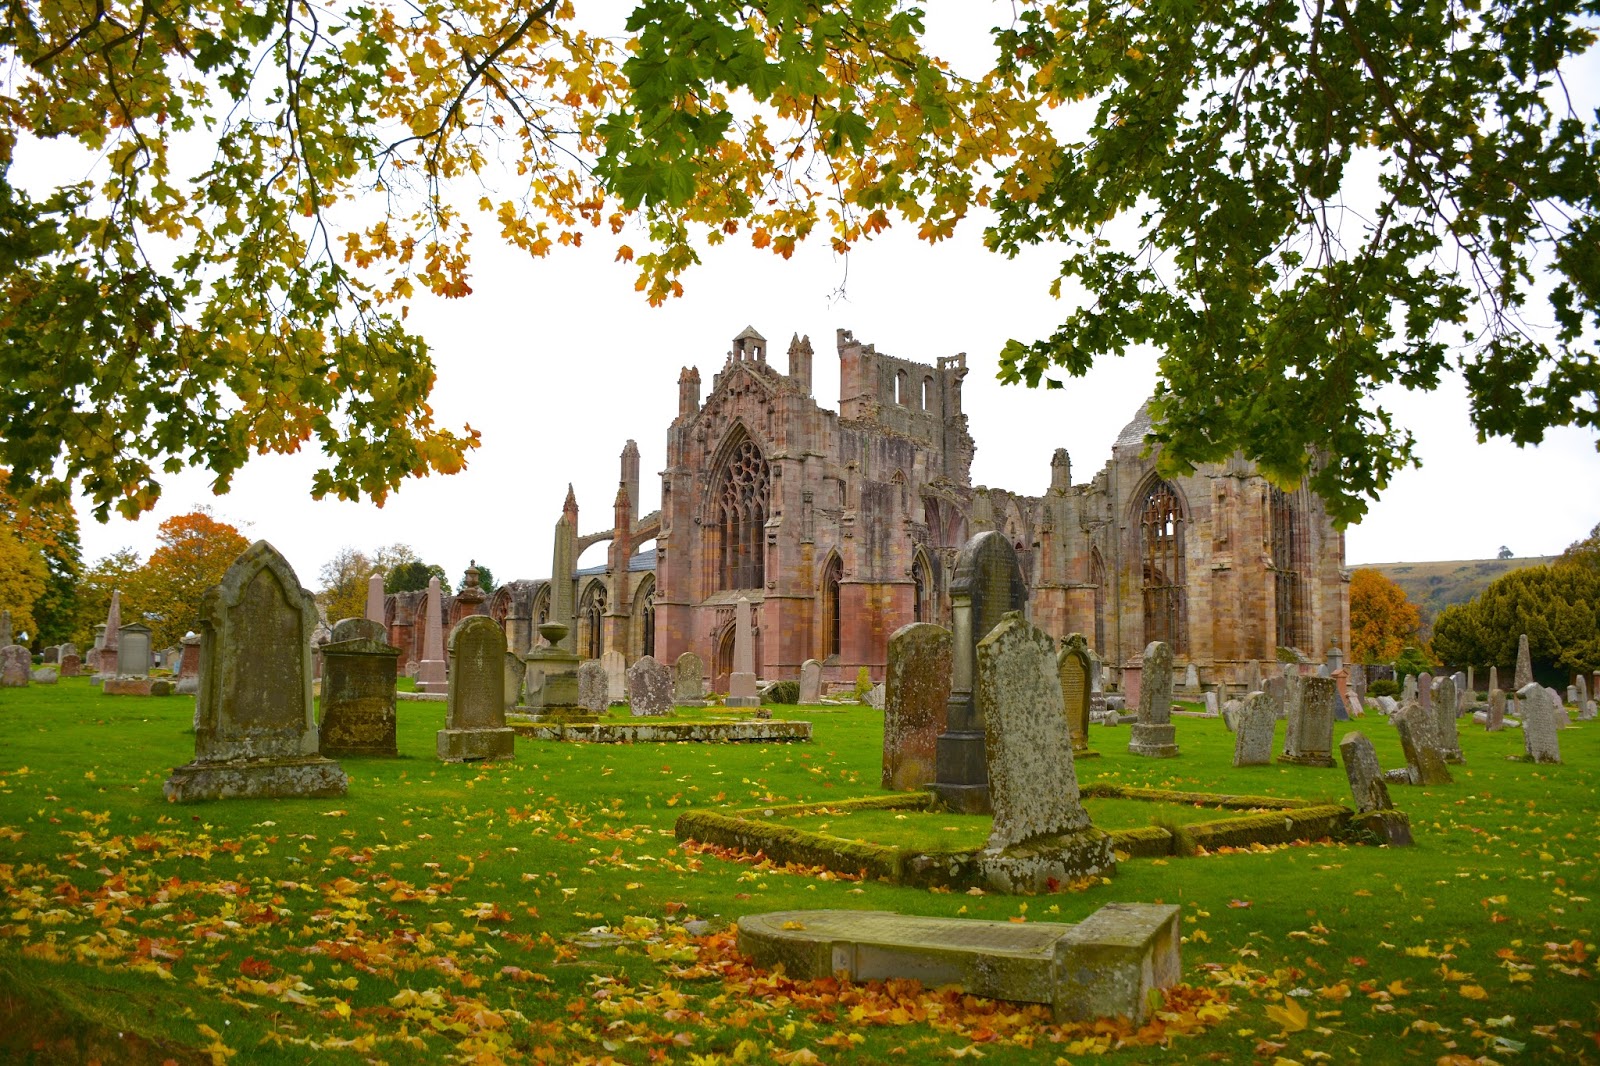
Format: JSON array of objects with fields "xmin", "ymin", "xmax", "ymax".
[
  {"xmin": 1080, "ymin": 782, "xmax": 1315, "ymax": 809},
  {"xmin": 1107, "ymin": 825, "xmax": 1174, "ymax": 858},
  {"xmin": 1170, "ymin": 804, "xmax": 1351, "ymax": 856}
]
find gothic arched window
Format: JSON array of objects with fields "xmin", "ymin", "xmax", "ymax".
[
  {"xmin": 639, "ymin": 580, "xmax": 656, "ymax": 659},
  {"xmin": 1269, "ymin": 486, "xmax": 1307, "ymax": 651},
  {"xmin": 912, "ymin": 553, "xmax": 930, "ymax": 624},
  {"xmin": 822, "ymin": 553, "xmax": 843, "ymax": 658},
  {"xmin": 580, "ymin": 582, "xmax": 606, "ymax": 660},
  {"xmin": 716, "ymin": 437, "xmax": 771, "ymax": 590},
  {"xmin": 1139, "ymin": 479, "xmax": 1187, "ymax": 653},
  {"xmin": 1090, "ymin": 547, "xmax": 1108, "ymax": 655}
]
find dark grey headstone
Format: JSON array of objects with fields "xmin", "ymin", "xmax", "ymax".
[
  {"xmin": 319, "ymin": 617, "xmax": 401, "ymax": 758},
  {"xmin": 1057, "ymin": 633, "xmax": 1094, "ymax": 755},
  {"xmin": 1280, "ymin": 676, "xmax": 1336, "ymax": 766},
  {"xmin": 1392, "ymin": 700, "xmax": 1452, "ymax": 785},
  {"xmin": 439, "ymin": 615, "xmax": 514, "ymax": 761}
]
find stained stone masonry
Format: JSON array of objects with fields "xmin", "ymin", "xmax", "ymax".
[
  {"xmin": 1232, "ymin": 692, "xmax": 1277, "ymax": 767},
  {"xmin": 882, "ymin": 622, "xmax": 952, "ymax": 791},
  {"xmin": 438, "ymin": 616, "xmax": 516, "ymax": 762},
  {"xmin": 627, "ymin": 655, "xmax": 673, "ymax": 717},
  {"xmin": 1128, "ymin": 641, "xmax": 1178, "ymax": 757}
]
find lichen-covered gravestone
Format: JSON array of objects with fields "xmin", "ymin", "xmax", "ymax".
[
  {"xmin": 1518, "ymin": 683, "xmax": 1561, "ymax": 764},
  {"xmin": 1280, "ymin": 676, "xmax": 1336, "ymax": 767},
  {"xmin": 58, "ymin": 642, "xmax": 80, "ymax": 677},
  {"xmin": 163, "ymin": 541, "xmax": 348, "ymax": 802},
  {"xmin": 1390, "ymin": 700, "xmax": 1452, "ymax": 786},
  {"xmin": 1431, "ymin": 676, "xmax": 1464, "ymax": 763},
  {"xmin": 319, "ymin": 617, "xmax": 402, "ymax": 758},
  {"xmin": 1514, "ymin": 634, "xmax": 1533, "ymax": 691},
  {"xmin": 976, "ymin": 613, "xmax": 1113, "ymax": 890},
  {"xmin": 882, "ymin": 622, "xmax": 952, "ymax": 791},
  {"xmin": 798, "ymin": 658, "xmax": 823, "ymax": 704},
  {"xmin": 1485, "ymin": 686, "xmax": 1506, "ymax": 731},
  {"xmin": 437, "ymin": 616, "xmax": 515, "ymax": 762},
  {"xmin": 1232, "ymin": 692, "xmax": 1277, "ymax": 767},
  {"xmin": 0, "ymin": 645, "xmax": 29, "ymax": 687},
  {"xmin": 627, "ymin": 655, "xmax": 674, "ymax": 717},
  {"xmin": 1129, "ymin": 641, "xmax": 1179, "ymax": 757},
  {"xmin": 674, "ymin": 651, "xmax": 705, "ymax": 706},
  {"xmin": 1338, "ymin": 732, "xmax": 1413, "ymax": 845},
  {"xmin": 602, "ymin": 649, "xmax": 628, "ymax": 704},
  {"xmin": 578, "ymin": 660, "xmax": 609, "ymax": 714},
  {"xmin": 1057, "ymin": 633, "xmax": 1097, "ymax": 758}
]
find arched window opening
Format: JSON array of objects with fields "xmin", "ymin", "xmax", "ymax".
[
  {"xmin": 822, "ymin": 554, "xmax": 843, "ymax": 658},
  {"xmin": 580, "ymin": 582, "xmax": 606, "ymax": 660},
  {"xmin": 640, "ymin": 582, "xmax": 656, "ymax": 658},
  {"xmin": 922, "ymin": 377, "xmax": 934, "ymax": 411},
  {"xmin": 716, "ymin": 437, "xmax": 771, "ymax": 590},
  {"xmin": 1090, "ymin": 548, "xmax": 1108, "ymax": 655},
  {"xmin": 896, "ymin": 369, "xmax": 909, "ymax": 405},
  {"xmin": 1269, "ymin": 487, "xmax": 1307, "ymax": 651},
  {"xmin": 1140, "ymin": 479, "xmax": 1187, "ymax": 653},
  {"xmin": 912, "ymin": 554, "xmax": 930, "ymax": 624}
]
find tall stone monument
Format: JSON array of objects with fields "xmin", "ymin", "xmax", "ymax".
[
  {"xmin": 163, "ymin": 541, "xmax": 348, "ymax": 802},
  {"xmin": 931, "ymin": 531, "xmax": 1028, "ymax": 814},
  {"xmin": 1129, "ymin": 641, "xmax": 1179, "ymax": 757},
  {"xmin": 882, "ymin": 622, "xmax": 952, "ymax": 791},
  {"xmin": 415, "ymin": 577, "xmax": 448, "ymax": 694},
  {"xmin": 726, "ymin": 596, "xmax": 761, "ymax": 707},
  {"xmin": 437, "ymin": 616, "xmax": 515, "ymax": 761},
  {"xmin": 365, "ymin": 572, "xmax": 386, "ymax": 626},
  {"xmin": 1513, "ymin": 633, "xmax": 1533, "ymax": 691},
  {"xmin": 319, "ymin": 617, "xmax": 402, "ymax": 757},
  {"xmin": 1432, "ymin": 675, "xmax": 1463, "ymax": 763},
  {"xmin": 96, "ymin": 591, "xmax": 122, "ymax": 676},
  {"xmin": 1057, "ymin": 633, "xmax": 1098, "ymax": 759}
]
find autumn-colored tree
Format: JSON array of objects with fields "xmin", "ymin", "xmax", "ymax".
[
  {"xmin": 1348, "ymin": 568, "xmax": 1422, "ymax": 664},
  {"xmin": 318, "ymin": 548, "xmax": 375, "ymax": 627},
  {"xmin": 74, "ymin": 548, "xmax": 143, "ymax": 648},
  {"xmin": 128, "ymin": 512, "xmax": 251, "ymax": 649},
  {"xmin": 0, "ymin": 515, "xmax": 48, "ymax": 640},
  {"xmin": 1430, "ymin": 563, "xmax": 1600, "ymax": 681},
  {"xmin": 0, "ymin": 470, "xmax": 80, "ymax": 643}
]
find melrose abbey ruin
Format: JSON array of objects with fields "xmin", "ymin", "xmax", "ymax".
[{"xmin": 383, "ymin": 326, "xmax": 1350, "ymax": 692}]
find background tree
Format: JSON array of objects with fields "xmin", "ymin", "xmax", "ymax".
[
  {"xmin": 0, "ymin": 515, "xmax": 48, "ymax": 640},
  {"xmin": 318, "ymin": 548, "xmax": 375, "ymax": 626},
  {"xmin": 127, "ymin": 511, "xmax": 250, "ymax": 649},
  {"xmin": 74, "ymin": 548, "xmax": 142, "ymax": 648},
  {"xmin": 385, "ymin": 561, "xmax": 449, "ymax": 596},
  {"xmin": 1498, "ymin": 546, "xmax": 1514, "ymax": 560},
  {"xmin": 1429, "ymin": 562, "xmax": 1600, "ymax": 681},
  {"xmin": 0, "ymin": 470, "xmax": 80, "ymax": 643},
  {"xmin": 1557, "ymin": 523, "xmax": 1600, "ymax": 571},
  {"xmin": 1349, "ymin": 567, "xmax": 1423, "ymax": 664}
]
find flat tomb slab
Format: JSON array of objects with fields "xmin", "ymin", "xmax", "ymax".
[
  {"xmin": 737, "ymin": 902, "xmax": 1179, "ymax": 1024},
  {"xmin": 510, "ymin": 719, "xmax": 811, "ymax": 744}
]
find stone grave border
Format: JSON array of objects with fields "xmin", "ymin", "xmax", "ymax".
[
  {"xmin": 675, "ymin": 783, "xmax": 1396, "ymax": 891},
  {"xmin": 509, "ymin": 716, "xmax": 811, "ymax": 744}
]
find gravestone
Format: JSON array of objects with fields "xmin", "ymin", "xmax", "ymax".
[
  {"xmin": 1391, "ymin": 700, "xmax": 1452, "ymax": 786},
  {"xmin": 1432, "ymin": 676, "xmax": 1463, "ymax": 763},
  {"xmin": 1128, "ymin": 641, "xmax": 1178, "ymax": 757},
  {"xmin": 1344, "ymin": 692, "xmax": 1363, "ymax": 720},
  {"xmin": 674, "ymin": 651, "xmax": 705, "ymax": 706},
  {"xmin": 1280, "ymin": 676, "xmax": 1336, "ymax": 766},
  {"xmin": 1222, "ymin": 698, "xmax": 1244, "ymax": 732},
  {"xmin": 1518, "ymin": 683, "xmax": 1561, "ymax": 764},
  {"xmin": 58, "ymin": 643, "xmax": 81, "ymax": 677},
  {"xmin": 1264, "ymin": 675, "xmax": 1287, "ymax": 719},
  {"xmin": 96, "ymin": 591, "xmax": 122, "ymax": 675},
  {"xmin": 1452, "ymin": 672, "xmax": 1468, "ymax": 701},
  {"xmin": 1203, "ymin": 690, "xmax": 1219, "ymax": 716},
  {"xmin": 0, "ymin": 646, "xmax": 30, "ymax": 687},
  {"xmin": 602, "ymin": 649, "xmax": 628, "ymax": 704},
  {"xmin": 176, "ymin": 634, "xmax": 201, "ymax": 695},
  {"xmin": 1514, "ymin": 634, "xmax": 1533, "ymax": 691},
  {"xmin": 578, "ymin": 660, "xmax": 609, "ymax": 714},
  {"xmin": 520, "ymin": 622, "xmax": 588, "ymax": 720},
  {"xmin": 798, "ymin": 658, "xmax": 824, "ymax": 704},
  {"xmin": 116, "ymin": 622, "xmax": 153, "ymax": 677},
  {"xmin": 1349, "ymin": 662, "xmax": 1367, "ymax": 700},
  {"xmin": 437, "ymin": 616, "xmax": 515, "ymax": 761},
  {"xmin": 1087, "ymin": 650, "xmax": 1107, "ymax": 719},
  {"xmin": 1415, "ymin": 672, "xmax": 1433, "ymax": 713},
  {"xmin": 1246, "ymin": 659, "xmax": 1263, "ymax": 693},
  {"xmin": 503, "ymin": 651, "xmax": 526, "ymax": 713},
  {"xmin": 726, "ymin": 596, "xmax": 761, "ymax": 707},
  {"xmin": 1485, "ymin": 687, "xmax": 1506, "ymax": 731},
  {"xmin": 866, "ymin": 682, "xmax": 885, "ymax": 709},
  {"xmin": 1057, "ymin": 633, "xmax": 1097, "ymax": 758},
  {"xmin": 0, "ymin": 609, "xmax": 9, "ymax": 647},
  {"xmin": 319, "ymin": 617, "xmax": 402, "ymax": 758},
  {"xmin": 1181, "ymin": 663, "xmax": 1200, "ymax": 692},
  {"xmin": 1568, "ymin": 685, "xmax": 1579, "ymax": 706},
  {"xmin": 627, "ymin": 655, "xmax": 673, "ymax": 717},
  {"xmin": 1232, "ymin": 692, "xmax": 1277, "ymax": 767},
  {"xmin": 41, "ymin": 645, "xmax": 58, "ymax": 664},
  {"xmin": 1401, "ymin": 675, "xmax": 1418, "ymax": 704},
  {"xmin": 1121, "ymin": 655, "xmax": 1143, "ymax": 711},
  {"xmin": 883, "ymin": 622, "xmax": 952, "ymax": 791},
  {"xmin": 932, "ymin": 531, "xmax": 1028, "ymax": 814},
  {"xmin": 977, "ymin": 613, "xmax": 1113, "ymax": 888},
  {"xmin": 163, "ymin": 541, "xmax": 348, "ymax": 802},
  {"xmin": 30, "ymin": 666, "xmax": 57, "ymax": 685},
  {"xmin": 365, "ymin": 572, "xmax": 386, "ymax": 625},
  {"xmin": 1376, "ymin": 695, "xmax": 1398, "ymax": 716},
  {"xmin": 1338, "ymin": 732, "xmax": 1414, "ymax": 846},
  {"xmin": 416, "ymin": 577, "xmax": 448, "ymax": 693},
  {"xmin": 1576, "ymin": 675, "xmax": 1590, "ymax": 714}
]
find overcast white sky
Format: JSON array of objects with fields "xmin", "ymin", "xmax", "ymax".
[{"xmin": 36, "ymin": 4, "xmax": 1600, "ymax": 586}]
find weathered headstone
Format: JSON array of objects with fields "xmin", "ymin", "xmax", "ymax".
[
  {"xmin": 1280, "ymin": 675, "xmax": 1336, "ymax": 766},
  {"xmin": 58, "ymin": 642, "xmax": 80, "ymax": 677},
  {"xmin": 1518, "ymin": 683, "xmax": 1561, "ymax": 764},
  {"xmin": 1087, "ymin": 650, "xmax": 1106, "ymax": 720},
  {"xmin": 1391, "ymin": 700, "xmax": 1452, "ymax": 786},
  {"xmin": 319, "ymin": 617, "xmax": 401, "ymax": 758},
  {"xmin": 1401, "ymin": 674, "xmax": 1418, "ymax": 704},
  {"xmin": 1181, "ymin": 663, "xmax": 1200, "ymax": 692},
  {"xmin": 1246, "ymin": 659, "xmax": 1263, "ymax": 693},
  {"xmin": 1415, "ymin": 672, "xmax": 1433, "ymax": 713},
  {"xmin": 627, "ymin": 654, "xmax": 673, "ymax": 716},
  {"xmin": 415, "ymin": 577, "xmax": 448, "ymax": 693},
  {"xmin": 0, "ymin": 646, "xmax": 30, "ymax": 687},
  {"xmin": 0, "ymin": 609, "xmax": 9, "ymax": 648},
  {"xmin": 977, "ymin": 613, "xmax": 1113, "ymax": 887},
  {"xmin": 1344, "ymin": 692, "xmax": 1364, "ymax": 719},
  {"xmin": 578, "ymin": 660, "xmax": 609, "ymax": 714},
  {"xmin": 1376, "ymin": 695, "xmax": 1398, "ymax": 716},
  {"xmin": 1576, "ymin": 674, "xmax": 1590, "ymax": 714},
  {"xmin": 1338, "ymin": 732, "xmax": 1414, "ymax": 845},
  {"xmin": 932, "ymin": 531, "xmax": 1028, "ymax": 814},
  {"xmin": 116, "ymin": 622, "xmax": 153, "ymax": 677},
  {"xmin": 1129, "ymin": 641, "xmax": 1178, "ymax": 757},
  {"xmin": 798, "ymin": 658, "xmax": 823, "ymax": 704},
  {"xmin": 96, "ymin": 591, "xmax": 122, "ymax": 676},
  {"xmin": 1485, "ymin": 687, "xmax": 1506, "ymax": 731},
  {"xmin": 1222, "ymin": 698, "xmax": 1244, "ymax": 732},
  {"xmin": 1431, "ymin": 675, "xmax": 1463, "ymax": 763},
  {"xmin": 30, "ymin": 666, "xmax": 58, "ymax": 685},
  {"xmin": 883, "ymin": 622, "xmax": 952, "ymax": 791},
  {"xmin": 1349, "ymin": 662, "xmax": 1367, "ymax": 700},
  {"xmin": 1263, "ymin": 675, "xmax": 1287, "ymax": 719},
  {"xmin": 41, "ymin": 645, "xmax": 58, "ymax": 664},
  {"xmin": 1121, "ymin": 655, "xmax": 1143, "ymax": 711},
  {"xmin": 726, "ymin": 596, "xmax": 761, "ymax": 707},
  {"xmin": 674, "ymin": 651, "xmax": 705, "ymax": 706},
  {"xmin": 365, "ymin": 572, "xmax": 386, "ymax": 626},
  {"xmin": 866, "ymin": 682, "xmax": 885, "ymax": 709},
  {"xmin": 1203, "ymin": 690, "xmax": 1219, "ymax": 716},
  {"xmin": 1232, "ymin": 692, "xmax": 1277, "ymax": 767},
  {"xmin": 1057, "ymin": 633, "xmax": 1097, "ymax": 758},
  {"xmin": 163, "ymin": 541, "xmax": 348, "ymax": 802},
  {"xmin": 602, "ymin": 649, "xmax": 628, "ymax": 704},
  {"xmin": 1514, "ymin": 634, "xmax": 1533, "ymax": 691},
  {"xmin": 503, "ymin": 651, "xmax": 526, "ymax": 713},
  {"xmin": 437, "ymin": 616, "xmax": 515, "ymax": 761},
  {"xmin": 174, "ymin": 634, "xmax": 201, "ymax": 694}
]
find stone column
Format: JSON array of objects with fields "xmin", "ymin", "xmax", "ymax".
[
  {"xmin": 416, "ymin": 577, "xmax": 448, "ymax": 693},
  {"xmin": 365, "ymin": 573, "xmax": 386, "ymax": 626},
  {"xmin": 726, "ymin": 596, "xmax": 760, "ymax": 706}
]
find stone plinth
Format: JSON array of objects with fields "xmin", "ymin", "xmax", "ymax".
[
  {"xmin": 319, "ymin": 618, "xmax": 401, "ymax": 758},
  {"xmin": 519, "ymin": 622, "xmax": 592, "ymax": 722}
]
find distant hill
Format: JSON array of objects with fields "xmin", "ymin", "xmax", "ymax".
[{"xmin": 1354, "ymin": 556, "xmax": 1556, "ymax": 622}]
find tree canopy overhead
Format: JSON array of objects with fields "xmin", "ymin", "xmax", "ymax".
[{"xmin": 2, "ymin": 1, "xmax": 1594, "ymax": 525}]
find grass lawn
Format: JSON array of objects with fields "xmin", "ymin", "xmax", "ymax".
[{"xmin": 0, "ymin": 678, "xmax": 1595, "ymax": 1063}]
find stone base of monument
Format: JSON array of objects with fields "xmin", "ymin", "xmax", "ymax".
[
  {"xmin": 1127, "ymin": 723, "xmax": 1178, "ymax": 757},
  {"xmin": 104, "ymin": 677, "xmax": 174, "ymax": 696},
  {"xmin": 437, "ymin": 727, "xmax": 516, "ymax": 762},
  {"xmin": 514, "ymin": 707, "xmax": 601, "ymax": 724},
  {"xmin": 737, "ymin": 902, "xmax": 1180, "ymax": 1024},
  {"xmin": 930, "ymin": 782, "xmax": 992, "ymax": 815},
  {"xmin": 1277, "ymin": 752, "xmax": 1336, "ymax": 768},
  {"xmin": 1440, "ymin": 748, "xmax": 1464, "ymax": 764},
  {"xmin": 175, "ymin": 676, "xmax": 198, "ymax": 695},
  {"xmin": 163, "ymin": 756, "xmax": 348, "ymax": 803},
  {"xmin": 1351, "ymin": 809, "xmax": 1414, "ymax": 847},
  {"xmin": 1072, "ymin": 748, "xmax": 1102, "ymax": 760},
  {"xmin": 971, "ymin": 828, "xmax": 1117, "ymax": 893}
]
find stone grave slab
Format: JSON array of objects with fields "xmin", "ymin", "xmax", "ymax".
[
  {"xmin": 627, "ymin": 654, "xmax": 673, "ymax": 717},
  {"xmin": 1280, "ymin": 676, "xmax": 1336, "ymax": 767},
  {"xmin": 1129, "ymin": 640, "xmax": 1178, "ymax": 757},
  {"xmin": 1432, "ymin": 676, "xmax": 1463, "ymax": 762},
  {"xmin": 1339, "ymin": 731, "xmax": 1413, "ymax": 846},
  {"xmin": 438, "ymin": 616, "xmax": 515, "ymax": 761},
  {"xmin": 882, "ymin": 622, "xmax": 951, "ymax": 791},
  {"xmin": 1518, "ymin": 683, "xmax": 1561, "ymax": 764},
  {"xmin": 1232, "ymin": 692, "xmax": 1277, "ymax": 767},
  {"xmin": 674, "ymin": 651, "xmax": 706, "ymax": 706},
  {"xmin": 319, "ymin": 617, "xmax": 401, "ymax": 758}
]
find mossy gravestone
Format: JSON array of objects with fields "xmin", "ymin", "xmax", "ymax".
[
  {"xmin": 1057, "ymin": 633, "xmax": 1097, "ymax": 759},
  {"xmin": 1129, "ymin": 640, "xmax": 1179, "ymax": 757},
  {"xmin": 1391, "ymin": 700, "xmax": 1452, "ymax": 786},
  {"xmin": 1432, "ymin": 675, "xmax": 1464, "ymax": 763},
  {"xmin": 1338, "ymin": 731, "xmax": 1413, "ymax": 846},
  {"xmin": 164, "ymin": 541, "xmax": 348, "ymax": 803},
  {"xmin": 1232, "ymin": 692, "xmax": 1277, "ymax": 767},
  {"xmin": 627, "ymin": 654, "xmax": 673, "ymax": 717},
  {"xmin": 882, "ymin": 622, "xmax": 951, "ymax": 791},
  {"xmin": 1518, "ymin": 683, "xmax": 1562, "ymax": 764},
  {"xmin": 977, "ymin": 613, "xmax": 1113, "ymax": 891},
  {"xmin": 438, "ymin": 616, "xmax": 515, "ymax": 762},
  {"xmin": 319, "ymin": 617, "xmax": 401, "ymax": 758},
  {"xmin": 674, "ymin": 651, "xmax": 705, "ymax": 706},
  {"xmin": 1279, "ymin": 675, "xmax": 1336, "ymax": 767}
]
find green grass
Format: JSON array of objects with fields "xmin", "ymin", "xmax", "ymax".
[{"xmin": 0, "ymin": 677, "xmax": 1596, "ymax": 1063}]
